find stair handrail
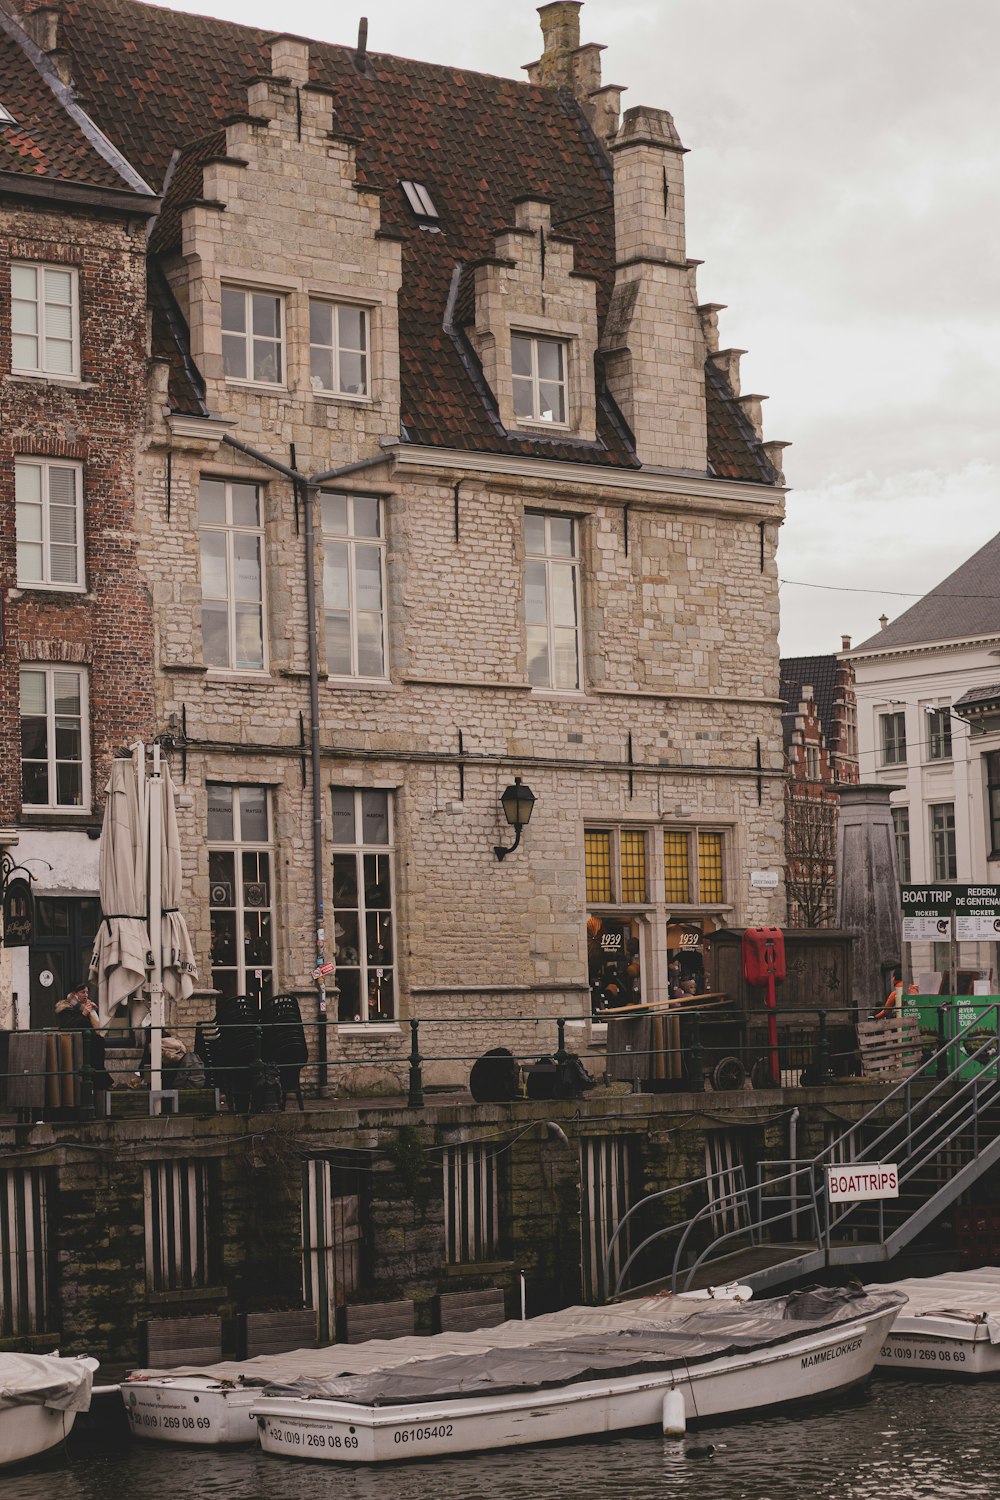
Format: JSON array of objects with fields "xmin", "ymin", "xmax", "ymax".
[
  {"xmin": 598, "ymin": 1173, "xmax": 715, "ymax": 1303},
  {"xmin": 604, "ymin": 1001, "xmax": 1000, "ymax": 1298}
]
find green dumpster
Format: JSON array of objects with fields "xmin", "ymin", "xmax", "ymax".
[{"xmin": 903, "ymin": 994, "xmax": 1000, "ymax": 1080}]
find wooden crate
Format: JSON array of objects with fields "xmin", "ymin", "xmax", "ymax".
[{"xmin": 857, "ymin": 1015, "xmax": 921, "ymax": 1081}]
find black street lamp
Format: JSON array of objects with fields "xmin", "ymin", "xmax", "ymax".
[{"xmin": 494, "ymin": 777, "xmax": 536, "ymax": 861}]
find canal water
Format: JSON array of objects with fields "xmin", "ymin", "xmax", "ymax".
[{"xmin": 0, "ymin": 1376, "xmax": 993, "ymax": 1500}]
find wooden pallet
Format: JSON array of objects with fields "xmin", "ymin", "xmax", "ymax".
[
  {"xmin": 140, "ymin": 1314, "xmax": 223, "ymax": 1367},
  {"xmin": 240, "ymin": 1308, "xmax": 318, "ymax": 1357},
  {"xmin": 336, "ymin": 1299, "xmax": 415, "ymax": 1344},
  {"xmin": 433, "ymin": 1287, "xmax": 506, "ymax": 1333},
  {"xmin": 857, "ymin": 1015, "xmax": 921, "ymax": 1080}
]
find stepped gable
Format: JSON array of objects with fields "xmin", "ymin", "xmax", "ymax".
[
  {"xmin": 856, "ymin": 530, "xmax": 1000, "ymax": 652},
  {"xmin": 779, "ymin": 654, "xmax": 838, "ymax": 751},
  {"xmin": 0, "ymin": 7, "xmax": 146, "ymax": 191},
  {"xmin": 52, "ymin": 0, "xmax": 775, "ymax": 478}
]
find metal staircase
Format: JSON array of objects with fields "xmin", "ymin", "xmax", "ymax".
[{"xmin": 603, "ymin": 1004, "xmax": 1000, "ymax": 1301}]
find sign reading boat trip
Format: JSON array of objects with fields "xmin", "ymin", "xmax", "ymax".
[
  {"xmin": 900, "ymin": 884, "xmax": 1000, "ymax": 943},
  {"xmin": 826, "ymin": 1164, "xmax": 899, "ymax": 1203}
]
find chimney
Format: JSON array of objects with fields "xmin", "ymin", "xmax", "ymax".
[
  {"xmin": 523, "ymin": 3, "xmax": 624, "ymax": 140},
  {"xmin": 268, "ymin": 32, "xmax": 310, "ymax": 84},
  {"xmin": 879, "ymin": 614, "xmax": 889, "ymax": 631},
  {"xmin": 841, "ymin": 634, "xmax": 851, "ymax": 652},
  {"xmin": 19, "ymin": 3, "xmax": 72, "ymax": 85},
  {"xmin": 599, "ymin": 104, "xmax": 707, "ymax": 470},
  {"xmin": 532, "ymin": 2, "xmax": 582, "ymax": 88}
]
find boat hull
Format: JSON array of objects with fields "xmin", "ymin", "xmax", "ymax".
[
  {"xmin": 0, "ymin": 1404, "xmax": 78, "ymax": 1470},
  {"xmin": 877, "ymin": 1320, "xmax": 1000, "ymax": 1377},
  {"xmin": 121, "ymin": 1376, "xmax": 258, "ymax": 1445},
  {"xmin": 253, "ymin": 1307, "xmax": 898, "ymax": 1464}
]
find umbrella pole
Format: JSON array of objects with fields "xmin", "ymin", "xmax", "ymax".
[{"xmin": 147, "ymin": 743, "xmax": 165, "ymax": 1107}]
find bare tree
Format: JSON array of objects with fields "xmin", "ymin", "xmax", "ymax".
[{"xmin": 785, "ymin": 789, "xmax": 838, "ymax": 928}]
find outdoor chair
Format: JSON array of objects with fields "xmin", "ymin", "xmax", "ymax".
[
  {"xmin": 214, "ymin": 993, "xmax": 261, "ymax": 1112},
  {"xmin": 261, "ymin": 992, "xmax": 308, "ymax": 1110}
]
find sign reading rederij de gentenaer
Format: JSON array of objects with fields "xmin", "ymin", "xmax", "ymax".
[{"xmin": 901, "ymin": 883, "xmax": 1000, "ymax": 943}]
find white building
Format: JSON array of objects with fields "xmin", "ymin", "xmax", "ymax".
[{"xmin": 849, "ymin": 532, "xmax": 1000, "ymax": 986}]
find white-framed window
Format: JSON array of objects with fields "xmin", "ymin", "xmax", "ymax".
[
  {"xmin": 444, "ymin": 1144, "xmax": 501, "ymax": 1265},
  {"xmin": 0, "ymin": 1168, "xmax": 49, "ymax": 1336},
  {"xmin": 927, "ymin": 706, "xmax": 952, "ymax": 761},
  {"xmin": 207, "ymin": 784, "xmax": 274, "ymax": 1001},
  {"xmin": 20, "ymin": 666, "xmax": 88, "ymax": 810},
  {"xmin": 930, "ymin": 802, "xmax": 957, "ymax": 882},
  {"xmin": 310, "ymin": 301, "xmax": 370, "ymax": 397},
  {"xmin": 199, "ymin": 476, "xmax": 266, "ymax": 671},
  {"xmin": 586, "ymin": 825, "xmax": 728, "ymax": 1015},
  {"xmin": 331, "ymin": 788, "xmax": 395, "ymax": 1023},
  {"xmin": 321, "ymin": 492, "xmax": 387, "ymax": 679},
  {"xmin": 525, "ymin": 510, "xmax": 581, "ymax": 691},
  {"xmin": 221, "ymin": 286, "xmax": 284, "ymax": 385},
  {"xmin": 880, "ymin": 710, "xmax": 906, "ymax": 766},
  {"xmin": 144, "ymin": 1160, "xmax": 214, "ymax": 1292},
  {"xmin": 512, "ymin": 332, "xmax": 568, "ymax": 425},
  {"xmin": 805, "ymin": 744, "xmax": 821, "ymax": 781},
  {"xmin": 15, "ymin": 458, "xmax": 84, "ymax": 590},
  {"xmin": 11, "ymin": 262, "xmax": 79, "ymax": 378},
  {"xmin": 400, "ymin": 180, "xmax": 438, "ymax": 221},
  {"xmin": 892, "ymin": 806, "xmax": 911, "ymax": 884}
]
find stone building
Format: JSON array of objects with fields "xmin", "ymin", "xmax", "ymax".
[
  {"xmin": 0, "ymin": 9, "xmax": 158, "ymax": 1027},
  {"xmin": 0, "ymin": 0, "xmax": 790, "ymax": 1086},
  {"xmin": 779, "ymin": 646, "xmax": 859, "ymax": 927}
]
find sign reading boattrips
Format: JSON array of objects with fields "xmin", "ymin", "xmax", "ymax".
[
  {"xmin": 900, "ymin": 884, "xmax": 1000, "ymax": 943},
  {"xmin": 826, "ymin": 1164, "xmax": 899, "ymax": 1203}
]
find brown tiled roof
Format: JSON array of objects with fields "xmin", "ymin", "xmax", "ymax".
[
  {"xmin": 0, "ymin": 9, "xmax": 147, "ymax": 192},
  {"xmin": 48, "ymin": 0, "xmax": 777, "ymax": 475}
]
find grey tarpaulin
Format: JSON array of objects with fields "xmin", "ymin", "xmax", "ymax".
[
  {"xmin": 0, "ymin": 1353, "xmax": 96, "ymax": 1413},
  {"xmin": 260, "ymin": 1288, "xmax": 905, "ymax": 1407}
]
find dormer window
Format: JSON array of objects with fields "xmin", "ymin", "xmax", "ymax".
[
  {"xmin": 400, "ymin": 180, "xmax": 438, "ymax": 222},
  {"xmin": 0, "ymin": 103, "xmax": 16, "ymax": 125},
  {"xmin": 512, "ymin": 333, "xmax": 567, "ymax": 425}
]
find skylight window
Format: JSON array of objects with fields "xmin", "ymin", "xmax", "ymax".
[
  {"xmin": 0, "ymin": 103, "xmax": 17, "ymax": 126},
  {"xmin": 400, "ymin": 180, "xmax": 438, "ymax": 220}
]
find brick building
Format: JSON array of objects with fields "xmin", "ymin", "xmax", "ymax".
[
  {"xmin": 0, "ymin": 9, "xmax": 158, "ymax": 1027},
  {"xmin": 0, "ymin": 0, "xmax": 791, "ymax": 1086},
  {"xmin": 779, "ymin": 646, "xmax": 859, "ymax": 927}
]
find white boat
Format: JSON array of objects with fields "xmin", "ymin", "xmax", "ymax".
[
  {"xmin": 251, "ymin": 1287, "xmax": 905, "ymax": 1464},
  {"xmin": 0, "ymin": 1352, "xmax": 98, "ymax": 1470},
  {"xmin": 119, "ymin": 1285, "xmax": 751, "ymax": 1447},
  {"xmin": 873, "ymin": 1267, "xmax": 1000, "ymax": 1376}
]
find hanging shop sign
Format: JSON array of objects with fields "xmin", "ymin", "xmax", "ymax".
[
  {"xmin": 900, "ymin": 884, "xmax": 1000, "ymax": 943},
  {"xmin": 2, "ymin": 876, "xmax": 33, "ymax": 947}
]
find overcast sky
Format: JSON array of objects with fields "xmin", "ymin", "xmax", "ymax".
[{"xmin": 166, "ymin": 0, "xmax": 1000, "ymax": 657}]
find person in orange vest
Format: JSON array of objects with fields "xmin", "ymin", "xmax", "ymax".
[{"xmin": 876, "ymin": 969, "xmax": 919, "ymax": 1019}]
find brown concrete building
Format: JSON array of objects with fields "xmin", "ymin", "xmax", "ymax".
[{"xmin": 0, "ymin": 0, "xmax": 791, "ymax": 1087}]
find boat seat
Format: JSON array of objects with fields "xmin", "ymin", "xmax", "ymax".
[
  {"xmin": 140, "ymin": 1314, "xmax": 223, "ymax": 1368},
  {"xmin": 337, "ymin": 1299, "xmax": 415, "ymax": 1344},
  {"xmin": 433, "ymin": 1287, "xmax": 506, "ymax": 1332},
  {"xmin": 240, "ymin": 1309, "xmax": 319, "ymax": 1358}
]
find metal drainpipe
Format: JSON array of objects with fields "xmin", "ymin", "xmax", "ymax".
[{"xmin": 222, "ymin": 435, "xmax": 393, "ymax": 1093}]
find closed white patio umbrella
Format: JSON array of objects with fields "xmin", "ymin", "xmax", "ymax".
[
  {"xmin": 157, "ymin": 759, "xmax": 198, "ymax": 1006},
  {"xmin": 89, "ymin": 753, "xmax": 149, "ymax": 1028}
]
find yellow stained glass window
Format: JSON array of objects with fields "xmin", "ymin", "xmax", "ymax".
[
  {"xmin": 585, "ymin": 829, "xmax": 612, "ymax": 904},
  {"xmin": 620, "ymin": 830, "xmax": 647, "ymax": 903},
  {"xmin": 698, "ymin": 831, "xmax": 724, "ymax": 904},
  {"xmin": 663, "ymin": 830, "xmax": 690, "ymax": 903}
]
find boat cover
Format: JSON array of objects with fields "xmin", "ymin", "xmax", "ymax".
[
  {"xmin": 127, "ymin": 1290, "xmax": 753, "ymax": 1384},
  {"xmin": 259, "ymin": 1287, "xmax": 905, "ymax": 1408},
  {"xmin": 870, "ymin": 1267, "xmax": 1000, "ymax": 1341},
  {"xmin": 0, "ymin": 1353, "xmax": 96, "ymax": 1413}
]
